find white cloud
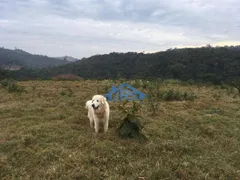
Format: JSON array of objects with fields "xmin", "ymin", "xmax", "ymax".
[{"xmin": 0, "ymin": 0, "xmax": 239, "ymax": 58}]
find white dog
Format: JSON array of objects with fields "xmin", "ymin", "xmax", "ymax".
[{"xmin": 85, "ymin": 95, "xmax": 110, "ymax": 133}]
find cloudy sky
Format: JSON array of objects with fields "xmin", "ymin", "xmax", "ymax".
[{"xmin": 0, "ymin": 0, "xmax": 240, "ymax": 59}]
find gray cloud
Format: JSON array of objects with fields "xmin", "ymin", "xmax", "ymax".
[{"xmin": 0, "ymin": 0, "xmax": 240, "ymax": 58}]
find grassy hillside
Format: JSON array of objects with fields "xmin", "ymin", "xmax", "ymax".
[{"xmin": 0, "ymin": 80, "xmax": 240, "ymax": 179}]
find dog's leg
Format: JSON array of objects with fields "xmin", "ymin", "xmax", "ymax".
[
  {"xmin": 89, "ymin": 118, "xmax": 94, "ymax": 128},
  {"xmin": 94, "ymin": 119, "xmax": 100, "ymax": 133},
  {"xmin": 103, "ymin": 120, "xmax": 109, "ymax": 132},
  {"xmin": 88, "ymin": 111, "xmax": 94, "ymax": 128}
]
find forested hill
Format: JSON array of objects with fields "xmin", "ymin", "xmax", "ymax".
[
  {"xmin": 8, "ymin": 45, "xmax": 240, "ymax": 84},
  {"xmin": 0, "ymin": 47, "xmax": 68, "ymax": 69}
]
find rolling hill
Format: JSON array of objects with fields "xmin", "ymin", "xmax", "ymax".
[{"xmin": 0, "ymin": 47, "xmax": 69, "ymax": 69}]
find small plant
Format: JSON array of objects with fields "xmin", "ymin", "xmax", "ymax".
[
  {"xmin": 32, "ymin": 85, "xmax": 36, "ymax": 91},
  {"xmin": 147, "ymin": 95, "xmax": 157, "ymax": 116},
  {"xmin": 117, "ymin": 100, "xmax": 142, "ymax": 116},
  {"xmin": 227, "ymin": 86, "xmax": 235, "ymax": 95},
  {"xmin": 117, "ymin": 114, "xmax": 148, "ymax": 140},
  {"xmin": 130, "ymin": 101, "xmax": 142, "ymax": 115},
  {"xmin": 103, "ymin": 85, "xmax": 110, "ymax": 94},
  {"xmin": 60, "ymin": 87, "xmax": 73, "ymax": 97},
  {"xmin": 142, "ymin": 83, "xmax": 147, "ymax": 89},
  {"xmin": 32, "ymin": 85, "xmax": 37, "ymax": 98},
  {"xmin": 163, "ymin": 89, "xmax": 177, "ymax": 101},
  {"xmin": 185, "ymin": 92, "xmax": 197, "ymax": 101}
]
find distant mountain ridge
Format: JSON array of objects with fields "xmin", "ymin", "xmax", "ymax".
[{"xmin": 0, "ymin": 47, "xmax": 70, "ymax": 69}]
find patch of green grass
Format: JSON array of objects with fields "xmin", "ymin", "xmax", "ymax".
[{"xmin": 0, "ymin": 80, "xmax": 240, "ymax": 179}]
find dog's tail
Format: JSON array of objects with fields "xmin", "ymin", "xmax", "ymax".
[{"xmin": 85, "ymin": 100, "xmax": 92, "ymax": 110}]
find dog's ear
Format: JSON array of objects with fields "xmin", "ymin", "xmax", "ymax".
[
  {"xmin": 85, "ymin": 100, "xmax": 91, "ymax": 109},
  {"xmin": 101, "ymin": 96, "xmax": 107, "ymax": 104}
]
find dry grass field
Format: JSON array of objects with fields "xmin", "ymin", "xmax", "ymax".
[{"xmin": 0, "ymin": 79, "xmax": 240, "ymax": 180}]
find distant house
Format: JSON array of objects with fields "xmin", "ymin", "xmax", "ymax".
[
  {"xmin": 104, "ymin": 83, "xmax": 147, "ymax": 101},
  {"xmin": 3, "ymin": 65, "xmax": 22, "ymax": 71}
]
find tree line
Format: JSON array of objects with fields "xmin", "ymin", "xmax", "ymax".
[{"xmin": 2, "ymin": 45, "xmax": 240, "ymax": 85}]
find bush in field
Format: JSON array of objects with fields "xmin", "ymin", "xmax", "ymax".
[
  {"xmin": 1, "ymin": 78, "xmax": 14, "ymax": 88},
  {"xmin": 161, "ymin": 89, "xmax": 196, "ymax": 101},
  {"xmin": 1, "ymin": 78, "xmax": 25, "ymax": 93},
  {"xmin": 7, "ymin": 82, "xmax": 25, "ymax": 93}
]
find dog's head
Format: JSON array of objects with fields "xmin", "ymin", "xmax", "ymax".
[{"xmin": 91, "ymin": 95, "xmax": 107, "ymax": 110}]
